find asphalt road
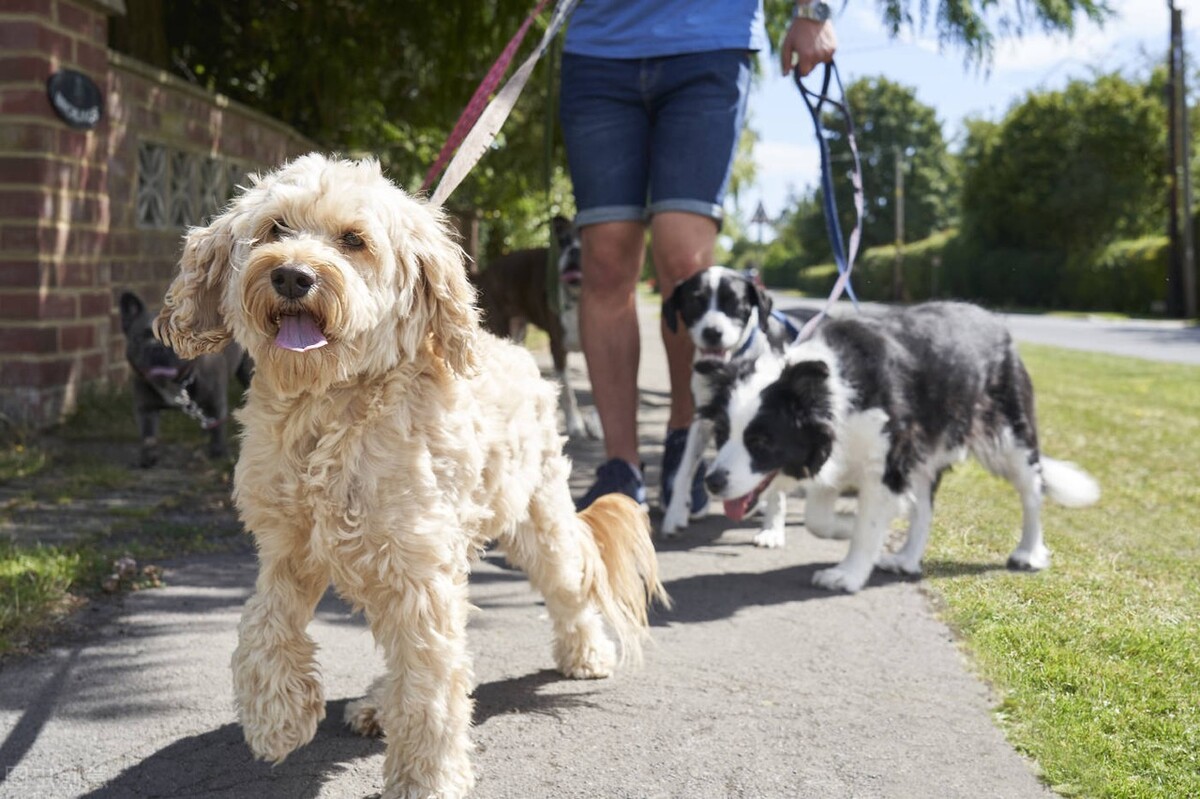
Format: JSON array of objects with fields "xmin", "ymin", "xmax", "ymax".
[
  {"xmin": 776, "ymin": 296, "xmax": 1200, "ymax": 365},
  {"xmin": 0, "ymin": 298, "xmax": 1075, "ymax": 799}
]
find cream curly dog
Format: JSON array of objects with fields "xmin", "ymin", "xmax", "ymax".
[{"xmin": 154, "ymin": 154, "xmax": 668, "ymax": 799}]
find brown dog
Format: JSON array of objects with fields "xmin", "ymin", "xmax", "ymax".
[{"xmin": 472, "ymin": 216, "xmax": 598, "ymax": 439}]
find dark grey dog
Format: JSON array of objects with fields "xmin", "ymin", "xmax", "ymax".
[{"xmin": 119, "ymin": 291, "xmax": 252, "ymax": 467}]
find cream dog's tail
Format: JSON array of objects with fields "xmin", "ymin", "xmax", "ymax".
[{"xmin": 576, "ymin": 494, "xmax": 671, "ymax": 664}]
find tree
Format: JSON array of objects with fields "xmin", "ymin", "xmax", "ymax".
[
  {"xmin": 115, "ymin": 1, "xmax": 576, "ymax": 258},
  {"xmin": 960, "ymin": 73, "xmax": 1167, "ymax": 256},
  {"xmin": 768, "ymin": 77, "xmax": 953, "ymax": 273}
]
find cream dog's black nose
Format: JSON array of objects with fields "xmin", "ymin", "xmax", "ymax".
[
  {"xmin": 271, "ymin": 264, "xmax": 316, "ymax": 299},
  {"xmin": 705, "ymin": 468, "xmax": 728, "ymax": 495}
]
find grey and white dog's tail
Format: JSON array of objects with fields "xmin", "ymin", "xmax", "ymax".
[{"xmin": 1041, "ymin": 457, "xmax": 1101, "ymax": 508}]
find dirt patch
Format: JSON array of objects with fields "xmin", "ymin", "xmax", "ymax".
[{"xmin": 0, "ymin": 433, "xmax": 248, "ymax": 553}]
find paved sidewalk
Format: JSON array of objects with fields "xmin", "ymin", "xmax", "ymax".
[{"xmin": 0, "ymin": 297, "xmax": 1053, "ymax": 799}]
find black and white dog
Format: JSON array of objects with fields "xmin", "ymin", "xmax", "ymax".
[
  {"xmin": 119, "ymin": 291, "xmax": 253, "ymax": 467},
  {"xmin": 700, "ymin": 301, "xmax": 1100, "ymax": 592},
  {"xmin": 659, "ymin": 266, "xmax": 811, "ymax": 542}
]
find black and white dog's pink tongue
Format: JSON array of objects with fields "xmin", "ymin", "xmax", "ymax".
[
  {"xmin": 275, "ymin": 313, "xmax": 327, "ymax": 352},
  {"xmin": 723, "ymin": 495, "xmax": 753, "ymax": 522}
]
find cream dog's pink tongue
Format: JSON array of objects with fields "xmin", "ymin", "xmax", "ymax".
[{"xmin": 276, "ymin": 313, "xmax": 327, "ymax": 352}]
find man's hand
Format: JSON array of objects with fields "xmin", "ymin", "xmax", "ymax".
[{"xmin": 780, "ymin": 12, "xmax": 838, "ymax": 77}]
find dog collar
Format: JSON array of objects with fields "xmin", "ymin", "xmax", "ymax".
[{"xmin": 733, "ymin": 310, "xmax": 802, "ymax": 358}]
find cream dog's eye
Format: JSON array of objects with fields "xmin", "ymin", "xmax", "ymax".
[
  {"xmin": 340, "ymin": 231, "xmax": 365, "ymax": 249},
  {"xmin": 271, "ymin": 220, "xmax": 291, "ymax": 240}
]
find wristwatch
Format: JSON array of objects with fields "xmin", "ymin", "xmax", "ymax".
[{"xmin": 794, "ymin": 1, "xmax": 831, "ymax": 22}]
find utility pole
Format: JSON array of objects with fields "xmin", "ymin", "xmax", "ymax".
[
  {"xmin": 751, "ymin": 200, "xmax": 769, "ymax": 270},
  {"xmin": 1167, "ymin": 1, "xmax": 1197, "ymax": 318},
  {"xmin": 892, "ymin": 146, "xmax": 906, "ymax": 302}
]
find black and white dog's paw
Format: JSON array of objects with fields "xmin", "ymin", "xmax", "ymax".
[
  {"xmin": 753, "ymin": 527, "xmax": 785, "ymax": 548},
  {"xmin": 1006, "ymin": 545, "xmax": 1051, "ymax": 571},
  {"xmin": 876, "ymin": 552, "xmax": 922, "ymax": 576},
  {"xmin": 659, "ymin": 502, "xmax": 689, "ymax": 538},
  {"xmin": 812, "ymin": 565, "xmax": 870, "ymax": 593}
]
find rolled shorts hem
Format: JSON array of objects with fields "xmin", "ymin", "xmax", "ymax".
[
  {"xmin": 647, "ymin": 198, "xmax": 724, "ymax": 224},
  {"xmin": 575, "ymin": 200, "xmax": 725, "ymax": 229},
  {"xmin": 574, "ymin": 204, "xmax": 647, "ymax": 227}
]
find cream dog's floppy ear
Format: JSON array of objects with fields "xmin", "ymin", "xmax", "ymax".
[
  {"xmin": 153, "ymin": 212, "xmax": 237, "ymax": 358},
  {"xmin": 408, "ymin": 204, "xmax": 481, "ymax": 376}
]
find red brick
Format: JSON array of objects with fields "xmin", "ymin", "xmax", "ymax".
[
  {"xmin": 0, "ymin": 325, "xmax": 58, "ymax": 354},
  {"xmin": 0, "ymin": 88, "xmax": 50, "ymax": 118},
  {"xmin": 53, "ymin": 260, "xmax": 95, "ymax": 287},
  {"xmin": 0, "ymin": 122, "xmax": 58, "ymax": 152},
  {"xmin": 0, "ymin": 56, "xmax": 52, "ymax": 83},
  {"xmin": 78, "ymin": 289, "xmax": 108, "ymax": 317},
  {"xmin": 0, "ymin": 0, "xmax": 54, "ymax": 14},
  {"xmin": 0, "ymin": 290, "xmax": 75, "ymax": 319},
  {"xmin": 79, "ymin": 351, "xmax": 103, "ymax": 379},
  {"xmin": 72, "ymin": 40, "xmax": 105, "ymax": 77},
  {"xmin": 57, "ymin": 0, "xmax": 101, "ymax": 38},
  {"xmin": 0, "ymin": 224, "xmax": 40, "ymax": 253},
  {"xmin": 0, "ymin": 356, "xmax": 73, "ymax": 388},
  {"xmin": 53, "ymin": 129, "xmax": 98, "ymax": 160},
  {"xmin": 59, "ymin": 322, "xmax": 95, "ymax": 351},
  {"xmin": 0, "ymin": 261, "xmax": 41, "ymax": 287},
  {"xmin": 0, "ymin": 155, "xmax": 52, "ymax": 184},
  {"xmin": 0, "ymin": 188, "xmax": 52, "ymax": 217},
  {"xmin": 0, "ymin": 22, "xmax": 71, "ymax": 60}
]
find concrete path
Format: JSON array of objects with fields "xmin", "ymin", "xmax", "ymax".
[{"xmin": 0, "ymin": 298, "xmax": 1054, "ymax": 799}]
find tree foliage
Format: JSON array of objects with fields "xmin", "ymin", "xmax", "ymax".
[
  {"xmin": 763, "ymin": 0, "xmax": 1112, "ymax": 66},
  {"xmin": 959, "ymin": 72, "xmax": 1167, "ymax": 256},
  {"xmin": 115, "ymin": 0, "xmax": 577, "ymax": 259},
  {"xmin": 769, "ymin": 76, "xmax": 953, "ymax": 274}
]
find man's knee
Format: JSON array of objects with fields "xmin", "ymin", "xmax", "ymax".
[
  {"xmin": 650, "ymin": 211, "xmax": 718, "ymax": 286},
  {"xmin": 581, "ymin": 222, "xmax": 645, "ymax": 299}
]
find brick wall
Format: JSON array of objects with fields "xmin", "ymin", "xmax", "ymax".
[{"xmin": 0, "ymin": 0, "xmax": 313, "ymax": 428}]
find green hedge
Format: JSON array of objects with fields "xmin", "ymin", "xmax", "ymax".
[{"xmin": 785, "ymin": 231, "xmax": 1169, "ymax": 314}]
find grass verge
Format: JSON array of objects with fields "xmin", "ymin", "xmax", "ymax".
[{"xmin": 925, "ymin": 344, "xmax": 1199, "ymax": 799}]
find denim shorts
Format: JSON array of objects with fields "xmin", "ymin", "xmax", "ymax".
[{"xmin": 559, "ymin": 49, "xmax": 752, "ymax": 228}]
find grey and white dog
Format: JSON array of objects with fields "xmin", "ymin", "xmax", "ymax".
[
  {"xmin": 700, "ymin": 301, "xmax": 1100, "ymax": 592},
  {"xmin": 119, "ymin": 291, "xmax": 252, "ymax": 467}
]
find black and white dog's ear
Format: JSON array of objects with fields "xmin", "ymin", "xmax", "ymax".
[
  {"xmin": 749, "ymin": 281, "xmax": 774, "ymax": 332},
  {"xmin": 551, "ymin": 215, "xmax": 576, "ymax": 250},
  {"xmin": 783, "ymin": 359, "xmax": 830, "ymax": 391},
  {"xmin": 118, "ymin": 291, "xmax": 145, "ymax": 334},
  {"xmin": 661, "ymin": 284, "xmax": 682, "ymax": 333}
]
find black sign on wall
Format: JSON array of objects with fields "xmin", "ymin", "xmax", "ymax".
[{"xmin": 46, "ymin": 69, "xmax": 103, "ymax": 130}]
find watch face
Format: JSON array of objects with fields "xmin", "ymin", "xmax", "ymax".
[{"xmin": 798, "ymin": 2, "xmax": 830, "ymax": 21}]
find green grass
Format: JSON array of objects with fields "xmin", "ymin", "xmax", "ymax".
[{"xmin": 925, "ymin": 344, "xmax": 1199, "ymax": 799}]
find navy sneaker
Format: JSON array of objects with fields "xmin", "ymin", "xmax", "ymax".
[
  {"xmin": 575, "ymin": 458, "xmax": 647, "ymax": 511},
  {"xmin": 660, "ymin": 427, "xmax": 709, "ymax": 517}
]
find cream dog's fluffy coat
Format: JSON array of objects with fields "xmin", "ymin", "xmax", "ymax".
[{"xmin": 154, "ymin": 154, "xmax": 667, "ymax": 799}]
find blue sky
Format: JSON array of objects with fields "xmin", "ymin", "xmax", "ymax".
[{"xmin": 745, "ymin": 0, "xmax": 1200, "ymax": 222}]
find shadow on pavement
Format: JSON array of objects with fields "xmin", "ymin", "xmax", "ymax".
[
  {"xmin": 472, "ymin": 669, "xmax": 599, "ymax": 726},
  {"xmin": 78, "ymin": 699, "xmax": 380, "ymax": 799}
]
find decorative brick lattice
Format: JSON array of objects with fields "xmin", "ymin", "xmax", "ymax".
[{"xmin": 136, "ymin": 141, "xmax": 248, "ymax": 229}]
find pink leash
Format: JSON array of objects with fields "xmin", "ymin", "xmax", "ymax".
[{"xmin": 420, "ymin": 0, "xmax": 553, "ymax": 196}]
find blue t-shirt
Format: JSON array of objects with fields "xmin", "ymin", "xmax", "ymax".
[{"xmin": 564, "ymin": 0, "xmax": 768, "ymax": 59}]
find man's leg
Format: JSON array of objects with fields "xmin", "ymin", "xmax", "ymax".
[
  {"xmin": 650, "ymin": 211, "xmax": 718, "ymax": 431},
  {"xmin": 579, "ymin": 220, "xmax": 647, "ymax": 467}
]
